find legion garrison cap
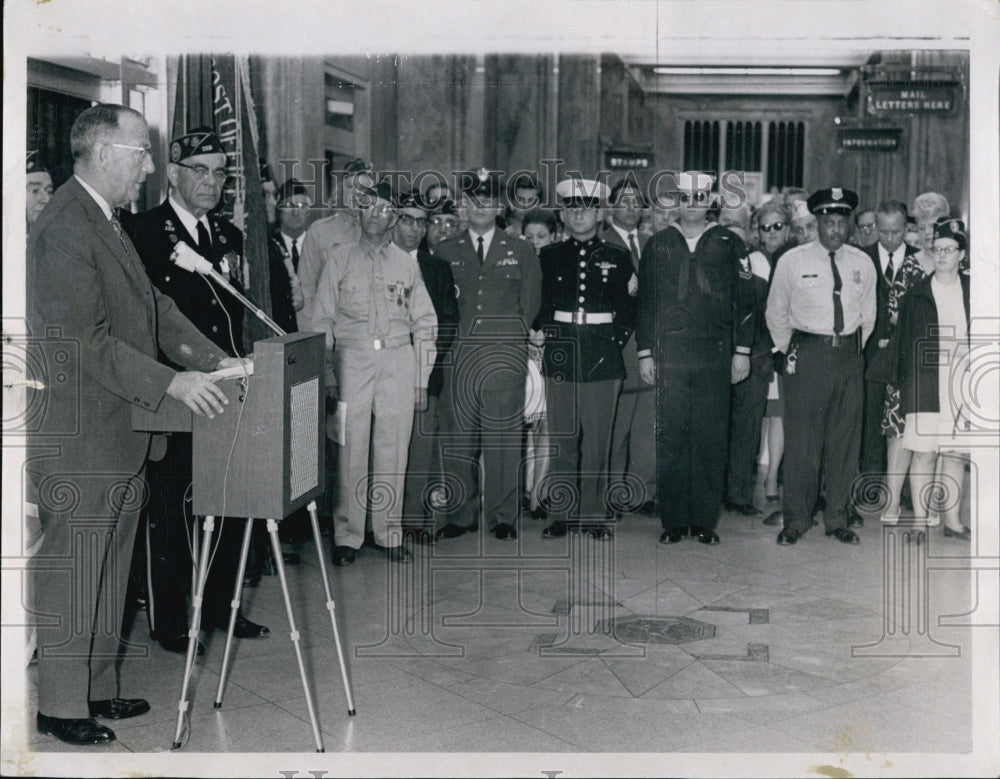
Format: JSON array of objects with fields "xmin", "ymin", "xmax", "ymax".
[
  {"xmin": 170, "ymin": 126, "xmax": 224, "ymax": 163},
  {"xmin": 27, "ymin": 150, "xmax": 48, "ymax": 175},
  {"xmin": 807, "ymin": 187, "xmax": 860, "ymax": 215}
]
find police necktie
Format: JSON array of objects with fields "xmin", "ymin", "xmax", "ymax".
[
  {"xmin": 197, "ymin": 220, "xmax": 212, "ymax": 258},
  {"xmin": 830, "ymin": 250, "xmax": 844, "ymax": 334},
  {"xmin": 885, "ymin": 251, "xmax": 894, "ymax": 283},
  {"xmin": 477, "ymin": 235, "xmax": 484, "ymax": 265},
  {"xmin": 291, "ymin": 238, "xmax": 300, "ymax": 271},
  {"xmin": 627, "ymin": 232, "xmax": 640, "ymax": 266}
]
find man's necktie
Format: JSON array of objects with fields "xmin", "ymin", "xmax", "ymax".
[
  {"xmin": 627, "ymin": 232, "xmax": 640, "ymax": 266},
  {"xmin": 109, "ymin": 213, "xmax": 129, "ymax": 252},
  {"xmin": 884, "ymin": 251, "xmax": 894, "ymax": 284},
  {"xmin": 197, "ymin": 220, "xmax": 212, "ymax": 258},
  {"xmin": 291, "ymin": 238, "xmax": 300, "ymax": 271},
  {"xmin": 830, "ymin": 250, "xmax": 844, "ymax": 334},
  {"xmin": 477, "ymin": 235, "xmax": 484, "ymax": 265}
]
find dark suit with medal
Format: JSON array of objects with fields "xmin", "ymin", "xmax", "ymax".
[
  {"xmin": 433, "ymin": 229, "xmax": 542, "ymax": 531},
  {"xmin": 122, "ymin": 200, "xmax": 251, "ymax": 641},
  {"xmin": 536, "ymin": 235, "xmax": 635, "ymax": 528},
  {"xmin": 636, "ymin": 223, "xmax": 756, "ymax": 534}
]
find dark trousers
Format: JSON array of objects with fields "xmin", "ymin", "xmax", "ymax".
[
  {"xmin": 656, "ymin": 358, "xmax": 731, "ymax": 531},
  {"xmin": 860, "ymin": 378, "xmax": 887, "ymax": 476},
  {"xmin": 609, "ymin": 385, "xmax": 657, "ymax": 509},
  {"xmin": 142, "ymin": 434, "xmax": 243, "ymax": 636},
  {"xmin": 403, "ymin": 393, "xmax": 441, "ymax": 523},
  {"xmin": 726, "ymin": 353, "xmax": 771, "ymax": 505},
  {"xmin": 437, "ymin": 380, "xmax": 524, "ymax": 530},
  {"xmin": 781, "ymin": 334, "xmax": 864, "ymax": 532},
  {"xmin": 544, "ymin": 378, "xmax": 621, "ymax": 522},
  {"xmin": 30, "ymin": 468, "xmax": 144, "ymax": 718}
]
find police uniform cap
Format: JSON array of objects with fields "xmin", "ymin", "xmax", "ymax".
[
  {"xmin": 807, "ymin": 187, "xmax": 859, "ymax": 216},
  {"xmin": 459, "ymin": 168, "xmax": 503, "ymax": 199},
  {"xmin": 556, "ymin": 177, "xmax": 609, "ymax": 206},
  {"xmin": 170, "ymin": 126, "xmax": 224, "ymax": 163}
]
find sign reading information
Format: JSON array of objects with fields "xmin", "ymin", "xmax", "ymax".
[
  {"xmin": 867, "ymin": 86, "xmax": 956, "ymax": 115},
  {"xmin": 837, "ymin": 128, "xmax": 902, "ymax": 152}
]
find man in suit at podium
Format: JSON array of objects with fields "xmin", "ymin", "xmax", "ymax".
[
  {"xmin": 603, "ymin": 177, "xmax": 657, "ymax": 519},
  {"xmin": 27, "ymin": 104, "xmax": 239, "ymax": 745},
  {"xmin": 123, "ymin": 126, "xmax": 270, "ymax": 653},
  {"xmin": 432, "ymin": 169, "xmax": 542, "ymax": 541}
]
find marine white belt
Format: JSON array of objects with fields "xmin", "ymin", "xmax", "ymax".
[{"xmin": 553, "ymin": 311, "xmax": 614, "ymax": 325}]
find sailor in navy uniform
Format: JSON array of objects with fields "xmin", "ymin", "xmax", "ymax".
[
  {"xmin": 636, "ymin": 171, "xmax": 757, "ymax": 546},
  {"xmin": 536, "ymin": 178, "xmax": 636, "ymax": 539},
  {"xmin": 122, "ymin": 127, "xmax": 269, "ymax": 652}
]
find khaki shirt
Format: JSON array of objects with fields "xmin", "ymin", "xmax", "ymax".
[
  {"xmin": 297, "ymin": 210, "xmax": 361, "ymax": 333},
  {"xmin": 766, "ymin": 240, "xmax": 876, "ymax": 352},
  {"xmin": 313, "ymin": 236, "xmax": 437, "ymax": 389}
]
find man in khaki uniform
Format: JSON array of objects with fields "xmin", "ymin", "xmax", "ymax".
[{"xmin": 313, "ymin": 181, "xmax": 437, "ymax": 565}]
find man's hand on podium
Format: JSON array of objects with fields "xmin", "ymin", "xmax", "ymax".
[
  {"xmin": 415, "ymin": 387, "xmax": 428, "ymax": 413},
  {"xmin": 166, "ymin": 372, "xmax": 230, "ymax": 418}
]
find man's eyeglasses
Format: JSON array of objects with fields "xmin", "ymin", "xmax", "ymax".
[
  {"xmin": 677, "ymin": 191, "xmax": 711, "ymax": 204},
  {"xmin": 398, "ymin": 215, "xmax": 429, "ymax": 229},
  {"xmin": 931, "ymin": 246, "xmax": 961, "ymax": 257},
  {"xmin": 110, "ymin": 143, "xmax": 152, "ymax": 161},
  {"xmin": 175, "ymin": 161, "xmax": 230, "ymax": 184},
  {"xmin": 759, "ymin": 221, "xmax": 786, "ymax": 233},
  {"xmin": 857, "ymin": 223, "xmax": 877, "ymax": 232},
  {"xmin": 362, "ymin": 203, "xmax": 396, "ymax": 216},
  {"xmin": 429, "ymin": 216, "xmax": 458, "ymax": 229},
  {"xmin": 279, "ymin": 201, "xmax": 311, "ymax": 210}
]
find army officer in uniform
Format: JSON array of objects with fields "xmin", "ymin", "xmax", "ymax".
[
  {"xmin": 636, "ymin": 172, "xmax": 756, "ymax": 546},
  {"xmin": 535, "ymin": 178, "xmax": 636, "ymax": 539}
]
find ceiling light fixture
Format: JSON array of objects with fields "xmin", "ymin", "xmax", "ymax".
[{"xmin": 653, "ymin": 67, "xmax": 843, "ymax": 77}]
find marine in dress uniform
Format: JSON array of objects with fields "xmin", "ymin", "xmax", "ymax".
[
  {"xmin": 433, "ymin": 169, "xmax": 543, "ymax": 541},
  {"xmin": 123, "ymin": 127, "xmax": 269, "ymax": 651},
  {"xmin": 765, "ymin": 187, "xmax": 877, "ymax": 546},
  {"xmin": 391, "ymin": 191, "xmax": 460, "ymax": 543},
  {"xmin": 297, "ymin": 158, "xmax": 371, "ymax": 333},
  {"xmin": 536, "ymin": 179, "xmax": 636, "ymax": 539},
  {"xmin": 602, "ymin": 178, "xmax": 656, "ymax": 517},
  {"xmin": 636, "ymin": 172, "xmax": 756, "ymax": 546},
  {"xmin": 313, "ymin": 180, "xmax": 438, "ymax": 565}
]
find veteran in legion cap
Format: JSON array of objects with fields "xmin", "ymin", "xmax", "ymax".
[
  {"xmin": 26, "ymin": 150, "xmax": 54, "ymax": 231},
  {"xmin": 765, "ymin": 186, "xmax": 876, "ymax": 548}
]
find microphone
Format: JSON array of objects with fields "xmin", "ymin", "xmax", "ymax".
[{"xmin": 170, "ymin": 241, "xmax": 287, "ymax": 337}]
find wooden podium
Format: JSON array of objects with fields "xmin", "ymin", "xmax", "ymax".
[{"xmin": 134, "ymin": 333, "xmax": 355, "ymax": 752}]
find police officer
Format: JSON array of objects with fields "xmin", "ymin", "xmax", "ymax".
[
  {"xmin": 123, "ymin": 126, "xmax": 269, "ymax": 650},
  {"xmin": 298, "ymin": 157, "xmax": 372, "ymax": 333},
  {"xmin": 433, "ymin": 169, "xmax": 542, "ymax": 541},
  {"xmin": 313, "ymin": 180, "xmax": 437, "ymax": 565},
  {"xmin": 765, "ymin": 187, "xmax": 876, "ymax": 546},
  {"xmin": 636, "ymin": 172, "xmax": 756, "ymax": 546},
  {"xmin": 536, "ymin": 178, "xmax": 635, "ymax": 539},
  {"xmin": 392, "ymin": 190, "xmax": 460, "ymax": 544}
]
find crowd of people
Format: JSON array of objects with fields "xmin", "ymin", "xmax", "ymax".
[{"xmin": 24, "ymin": 103, "xmax": 973, "ymax": 745}]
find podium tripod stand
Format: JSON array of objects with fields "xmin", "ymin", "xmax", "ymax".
[{"xmin": 133, "ymin": 333, "xmax": 355, "ymax": 752}]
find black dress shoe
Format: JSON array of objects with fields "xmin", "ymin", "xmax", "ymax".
[
  {"xmin": 724, "ymin": 500, "xmax": 762, "ymax": 517},
  {"xmin": 37, "ymin": 713, "xmax": 115, "ymax": 745},
  {"xmin": 231, "ymin": 613, "xmax": 269, "ymax": 638},
  {"xmin": 156, "ymin": 632, "xmax": 205, "ymax": 656},
  {"xmin": 89, "ymin": 698, "xmax": 150, "ymax": 720},
  {"xmin": 695, "ymin": 529, "xmax": 720, "ymax": 545},
  {"xmin": 776, "ymin": 527, "xmax": 802, "ymax": 546},
  {"xmin": 846, "ymin": 512, "xmax": 864, "ymax": 528},
  {"xmin": 435, "ymin": 523, "xmax": 469, "ymax": 540},
  {"xmin": 636, "ymin": 500, "xmax": 658, "ymax": 517},
  {"xmin": 332, "ymin": 545, "xmax": 358, "ymax": 566},
  {"xmin": 493, "ymin": 523, "xmax": 517, "ymax": 540},
  {"xmin": 382, "ymin": 545, "xmax": 413, "ymax": 563},
  {"xmin": 282, "ymin": 550, "xmax": 302, "ymax": 565},
  {"xmin": 529, "ymin": 504, "xmax": 548, "ymax": 521},
  {"xmin": 541, "ymin": 520, "xmax": 567, "ymax": 538},
  {"xmin": 825, "ymin": 527, "xmax": 860, "ymax": 545},
  {"xmin": 659, "ymin": 528, "xmax": 687, "ymax": 544},
  {"xmin": 763, "ymin": 510, "xmax": 783, "ymax": 526}
]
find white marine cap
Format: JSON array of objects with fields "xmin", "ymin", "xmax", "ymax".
[
  {"xmin": 556, "ymin": 177, "xmax": 610, "ymax": 204},
  {"xmin": 672, "ymin": 170, "xmax": 716, "ymax": 192}
]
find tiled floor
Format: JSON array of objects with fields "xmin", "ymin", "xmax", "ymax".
[{"xmin": 14, "ymin": 476, "xmax": 988, "ymax": 773}]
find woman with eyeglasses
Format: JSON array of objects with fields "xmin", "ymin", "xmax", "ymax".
[
  {"xmin": 910, "ymin": 191, "xmax": 951, "ymax": 275},
  {"xmin": 882, "ymin": 219, "xmax": 971, "ymax": 539}
]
